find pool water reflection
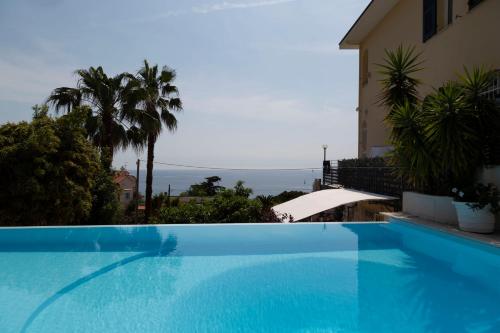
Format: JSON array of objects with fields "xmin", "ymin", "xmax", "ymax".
[{"xmin": 0, "ymin": 221, "xmax": 499, "ymax": 333}]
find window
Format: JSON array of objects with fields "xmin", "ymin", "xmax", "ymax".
[
  {"xmin": 468, "ymin": 0, "xmax": 483, "ymax": 10},
  {"xmin": 361, "ymin": 120, "xmax": 367, "ymax": 152},
  {"xmin": 447, "ymin": 0, "xmax": 453, "ymax": 24},
  {"xmin": 361, "ymin": 49, "xmax": 369, "ymax": 86},
  {"xmin": 437, "ymin": 0, "xmax": 453, "ymax": 28},
  {"xmin": 425, "ymin": 0, "xmax": 453, "ymax": 39},
  {"xmin": 423, "ymin": 0, "xmax": 437, "ymax": 42},
  {"xmin": 125, "ymin": 192, "xmax": 131, "ymax": 200}
]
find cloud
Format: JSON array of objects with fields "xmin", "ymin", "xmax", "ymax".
[
  {"xmin": 113, "ymin": 91, "xmax": 357, "ymax": 169},
  {"xmin": 184, "ymin": 92, "xmax": 354, "ymax": 130},
  {"xmin": 111, "ymin": 0, "xmax": 300, "ymax": 25},
  {"xmin": 124, "ymin": 9, "xmax": 187, "ymax": 25},
  {"xmin": 187, "ymin": 94, "xmax": 303, "ymax": 121},
  {"xmin": 279, "ymin": 43, "xmax": 358, "ymax": 56},
  {"xmin": 142, "ymin": 92, "xmax": 356, "ymax": 167},
  {"xmin": 251, "ymin": 41, "xmax": 358, "ymax": 56},
  {"xmin": 192, "ymin": 0, "xmax": 298, "ymax": 14},
  {"xmin": 0, "ymin": 40, "xmax": 76, "ymax": 104}
]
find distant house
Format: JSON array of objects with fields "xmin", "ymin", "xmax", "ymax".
[
  {"xmin": 113, "ymin": 170, "xmax": 137, "ymax": 208},
  {"xmin": 340, "ymin": 0, "xmax": 500, "ymax": 158}
]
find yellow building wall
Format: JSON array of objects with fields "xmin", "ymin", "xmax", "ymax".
[{"xmin": 357, "ymin": 0, "xmax": 500, "ymax": 157}]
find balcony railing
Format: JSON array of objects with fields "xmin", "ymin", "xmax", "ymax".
[
  {"xmin": 480, "ymin": 70, "xmax": 500, "ymax": 105},
  {"xmin": 323, "ymin": 158, "xmax": 413, "ymax": 198}
]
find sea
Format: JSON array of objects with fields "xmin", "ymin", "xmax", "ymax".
[{"xmin": 134, "ymin": 169, "xmax": 322, "ymax": 197}]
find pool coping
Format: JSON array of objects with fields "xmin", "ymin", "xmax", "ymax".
[
  {"xmin": 380, "ymin": 212, "xmax": 500, "ymax": 248},
  {"xmin": 0, "ymin": 221, "xmax": 388, "ymax": 230}
]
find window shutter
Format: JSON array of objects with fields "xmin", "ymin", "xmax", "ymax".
[
  {"xmin": 362, "ymin": 50, "xmax": 369, "ymax": 86},
  {"xmin": 423, "ymin": 0, "xmax": 437, "ymax": 42}
]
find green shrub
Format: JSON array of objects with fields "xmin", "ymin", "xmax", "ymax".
[
  {"xmin": 152, "ymin": 181, "xmax": 262, "ymax": 224},
  {"xmin": 0, "ymin": 106, "xmax": 108, "ymax": 226}
]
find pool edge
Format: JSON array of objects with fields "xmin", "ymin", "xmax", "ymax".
[{"xmin": 382, "ymin": 212, "xmax": 500, "ymax": 249}]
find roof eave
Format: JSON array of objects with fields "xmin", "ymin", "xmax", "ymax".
[
  {"xmin": 339, "ymin": 42, "xmax": 360, "ymax": 50},
  {"xmin": 338, "ymin": 0, "xmax": 400, "ymax": 51},
  {"xmin": 338, "ymin": 0, "xmax": 374, "ymax": 50}
]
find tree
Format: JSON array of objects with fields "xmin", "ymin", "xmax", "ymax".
[
  {"xmin": 422, "ymin": 82, "xmax": 480, "ymax": 185},
  {"xmin": 151, "ymin": 181, "xmax": 298, "ymax": 224},
  {"xmin": 152, "ymin": 181, "xmax": 261, "ymax": 224},
  {"xmin": 182, "ymin": 176, "xmax": 224, "ymax": 196},
  {"xmin": 124, "ymin": 60, "xmax": 183, "ymax": 223},
  {"xmin": 85, "ymin": 166, "xmax": 122, "ymax": 225},
  {"xmin": 47, "ymin": 66, "xmax": 132, "ymax": 170},
  {"xmin": 0, "ymin": 106, "xmax": 106, "ymax": 226},
  {"xmin": 233, "ymin": 180, "xmax": 253, "ymax": 198},
  {"xmin": 379, "ymin": 46, "xmax": 500, "ymax": 193},
  {"xmin": 206, "ymin": 188, "xmax": 261, "ymax": 223},
  {"xmin": 386, "ymin": 100, "xmax": 435, "ymax": 191},
  {"xmin": 459, "ymin": 67, "xmax": 500, "ymax": 165},
  {"xmin": 377, "ymin": 45, "xmax": 423, "ymax": 119},
  {"xmin": 256, "ymin": 195, "xmax": 280, "ymax": 222},
  {"xmin": 154, "ymin": 202, "xmax": 211, "ymax": 224},
  {"xmin": 271, "ymin": 191, "xmax": 306, "ymax": 204}
]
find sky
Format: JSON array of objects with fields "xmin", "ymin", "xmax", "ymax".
[{"xmin": 0, "ymin": 0, "xmax": 369, "ymax": 169}]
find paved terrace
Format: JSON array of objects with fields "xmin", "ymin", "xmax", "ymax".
[{"xmin": 381, "ymin": 212, "xmax": 500, "ymax": 248}]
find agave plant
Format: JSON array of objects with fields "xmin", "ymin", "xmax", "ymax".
[
  {"xmin": 378, "ymin": 46, "xmax": 430, "ymax": 190},
  {"xmin": 422, "ymin": 82, "xmax": 480, "ymax": 184},
  {"xmin": 379, "ymin": 45, "xmax": 499, "ymax": 194},
  {"xmin": 377, "ymin": 44, "xmax": 423, "ymax": 119},
  {"xmin": 459, "ymin": 67, "xmax": 500, "ymax": 165},
  {"xmin": 387, "ymin": 100, "xmax": 435, "ymax": 191}
]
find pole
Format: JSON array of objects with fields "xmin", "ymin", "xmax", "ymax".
[
  {"xmin": 135, "ymin": 159, "xmax": 140, "ymax": 221},
  {"xmin": 167, "ymin": 184, "xmax": 171, "ymax": 207}
]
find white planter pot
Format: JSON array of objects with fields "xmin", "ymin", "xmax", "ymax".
[
  {"xmin": 452, "ymin": 202, "xmax": 495, "ymax": 234},
  {"xmin": 403, "ymin": 192, "xmax": 458, "ymax": 225}
]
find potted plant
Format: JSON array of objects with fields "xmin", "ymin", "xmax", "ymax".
[{"xmin": 452, "ymin": 183, "xmax": 499, "ymax": 233}]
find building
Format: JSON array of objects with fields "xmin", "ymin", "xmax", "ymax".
[
  {"xmin": 340, "ymin": 0, "xmax": 500, "ymax": 158},
  {"xmin": 113, "ymin": 170, "xmax": 137, "ymax": 208}
]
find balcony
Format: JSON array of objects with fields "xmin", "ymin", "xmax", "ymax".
[
  {"xmin": 480, "ymin": 70, "xmax": 500, "ymax": 105},
  {"xmin": 323, "ymin": 158, "xmax": 413, "ymax": 198}
]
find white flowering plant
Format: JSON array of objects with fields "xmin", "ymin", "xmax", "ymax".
[{"xmin": 452, "ymin": 183, "xmax": 500, "ymax": 214}]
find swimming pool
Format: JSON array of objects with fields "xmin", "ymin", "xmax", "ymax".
[{"xmin": 0, "ymin": 220, "xmax": 499, "ymax": 333}]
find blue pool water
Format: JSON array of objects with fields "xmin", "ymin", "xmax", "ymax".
[{"xmin": 0, "ymin": 220, "xmax": 499, "ymax": 333}]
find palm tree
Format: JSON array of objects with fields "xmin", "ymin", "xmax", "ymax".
[
  {"xmin": 422, "ymin": 82, "xmax": 480, "ymax": 184},
  {"xmin": 47, "ymin": 66, "xmax": 130, "ymax": 170},
  {"xmin": 377, "ymin": 46, "xmax": 428, "ymax": 190},
  {"xmin": 459, "ymin": 67, "xmax": 500, "ymax": 165},
  {"xmin": 124, "ymin": 60, "xmax": 182, "ymax": 223},
  {"xmin": 387, "ymin": 100, "xmax": 435, "ymax": 191},
  {"xmin": 377, "ymin": 45, "xmax": 423, "ymax": 119},
  {"xmin": 380, "ymin": 47, "xmax": 499, "ymax": 194}
]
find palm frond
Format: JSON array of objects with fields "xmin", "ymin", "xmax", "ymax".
[
  {"xmin": 422, "ymin": 82, "xmax": 480, "ymax": 181},
  {"xmin": 161, "ymin": 109, "xmax": 178, "ymax": 131},
  {"xmin": 48, "ymin": 66, "xmax": 132, "ymax": 167},
  {"xmin": 46, "ymin": 87, "xmax": 82, "ymax": 113},
  {"xmin": 377, "ymin": 45, "xmax": 424, "ymax": 117},
  {"xmin": 387, "ymin": 101, "xmax": 436, "ymax": 190},
  {"xmin": 160, "ymin": 67, "xmax": 176, "ymax": 84},
  {"xmin": 124, "ymin": 60, "xmax": 183, "ymax": 137},
  {"xmin": 459, "ymin": 66, "xmax": 500, "ymax": 164}
]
